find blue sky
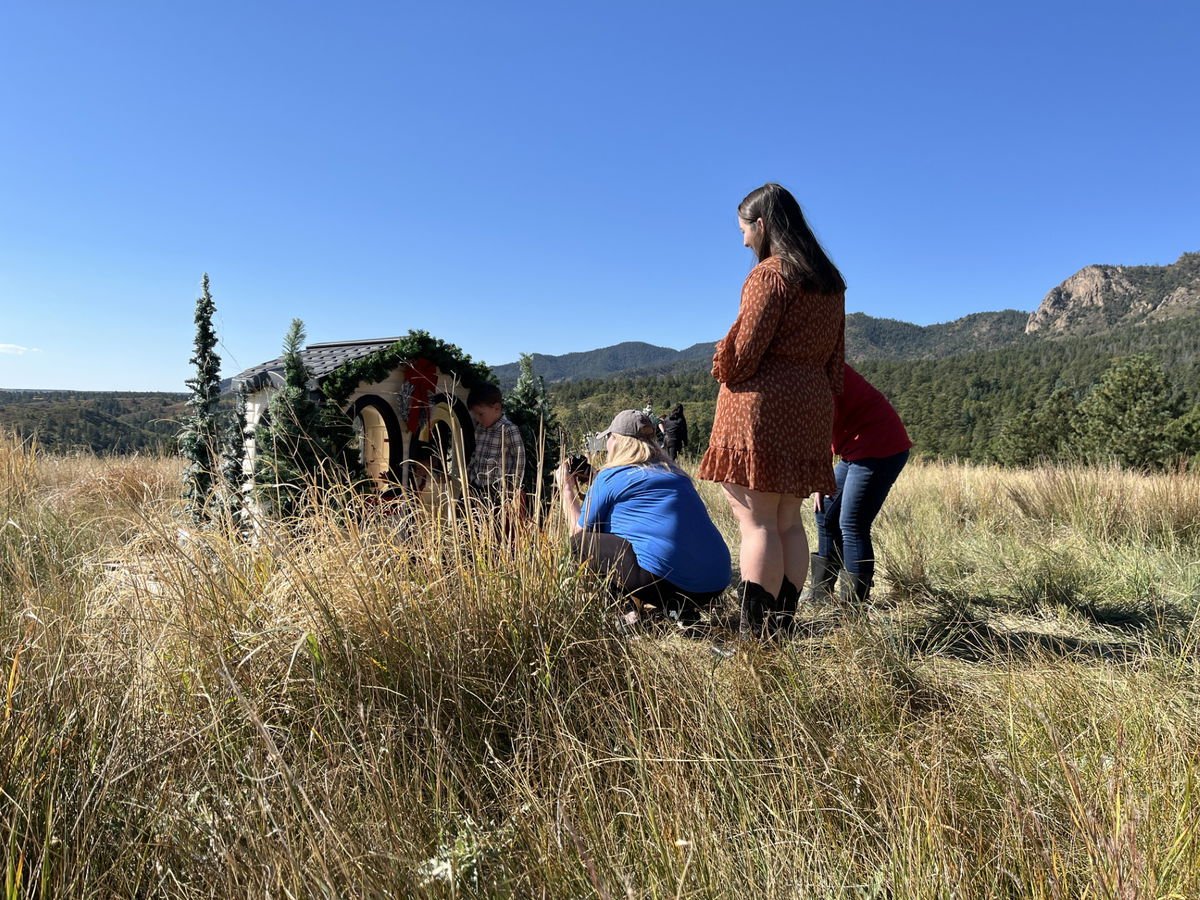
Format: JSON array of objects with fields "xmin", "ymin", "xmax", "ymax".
[{"xmin": 1, "ymin": 1, "xmax": 1197, "ymax": 391}]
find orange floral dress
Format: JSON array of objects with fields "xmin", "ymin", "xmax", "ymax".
[{"xmin": 697, "ymin": 256, "xmax": 844, "ymax": 496}]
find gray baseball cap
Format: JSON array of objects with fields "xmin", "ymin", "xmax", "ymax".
[{"xmin": 598, "ymin": 409, "xmax": 657, "ymax": 441}]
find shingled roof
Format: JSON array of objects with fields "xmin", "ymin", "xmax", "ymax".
[{"xmin": 232, "ymin": 337, "xmax": 403, "ymax": 393}]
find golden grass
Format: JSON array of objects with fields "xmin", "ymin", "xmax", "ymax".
[{"xmin": 1, "ymin": 433, "xmax": 1197, "ymax": 897}]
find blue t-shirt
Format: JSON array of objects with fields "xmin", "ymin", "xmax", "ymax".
[{"xmin": 578, "ymin": 464, "xmax": 731, "ymax": 593}]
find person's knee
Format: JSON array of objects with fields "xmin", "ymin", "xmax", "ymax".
[
  {"xmin": 749, "ymin": 502, "xmax": 782, "ymax": 530},
  {"xmin": 839, "ymin": 502, "xmax": 862, "ymax": 531},
  {"xmin": 841, "ymin": 523, "xmax": 867, "ymax": 548},
  {"xmin": 778, "ymin": 519, "xmax": 804, "ymax": 540},
  {"xmin": 777, "ymin": 499, "xmax": 805, "ymax": 533}
]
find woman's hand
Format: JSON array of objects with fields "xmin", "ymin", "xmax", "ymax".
[
  {"xmin": 557, "ymin": 461, "xmax": 584, "ymax": 535},
  {"xmin": 711, "ymin": 338, "xmax": 726, "ymax": 380},
  {"xmin": 554, "ymin": 460, "xmax": 577, "ymax": 493},
  {"xmin": 811, "ymin": 491, "xmax": 823, "ymax": 512}
]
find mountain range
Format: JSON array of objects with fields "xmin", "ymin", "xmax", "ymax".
[
  {"xmin": 3, "ymin": 251, "xmax": 1197, "ymax": 457},
  {"xmin": 493, "ymin": 252, "xmax": 1200, "ymax": 385}
]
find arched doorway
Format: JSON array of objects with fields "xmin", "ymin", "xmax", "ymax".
[
  {"xmin": 407, "ymin": 392, "xmax": 476, "ymax": 496},
  {"xmin": 353, "ymin": 396, "xmax": 404, "ymax": 491}
]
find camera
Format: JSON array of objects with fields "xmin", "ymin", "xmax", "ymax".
[{"xmin": 566, "ymin": 454, "xmax": 593, "ymax": 482}]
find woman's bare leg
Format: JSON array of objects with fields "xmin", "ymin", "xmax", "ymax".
[
  {"xmin": 777, "ymin": 492, "xmax": 810, "ymax": 590},
  {"xmin": 721, "ymin": 483, "xmax": 784, "ymax": 596}
]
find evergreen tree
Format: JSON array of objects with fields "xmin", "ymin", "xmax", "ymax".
[
  {"xmin": 255, "ymin": 319, "xmax": 318, "ymax": 516},
  {"xmin": 992, "ymin": 386, "xmax": 1079, "ymax": 467},
  {"xmin": 504, "ymin": 353, "xmax": 561, "ymax": 502},
  {"xmin": 1071, "ymin": 355, "xmax": 1182, "ymax": 470},
  {"xmin": 254, "ymin": 319, "xmax": 360, "ymax": 517},
  {"xmin": 221, "ymin": 386, "xmax": 248, "ymax": 522},
  {"xmin": 1166, "ymin": 403, "xmax": 1200, "ymax": 464},
  {"xmin": 178, "ymin": 273, "xmax": 222, "ymax": 522}
]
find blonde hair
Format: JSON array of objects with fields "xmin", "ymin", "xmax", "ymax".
[{"xmin": 602, "ymin": 433, "xmax": 679, "ymax": 472}]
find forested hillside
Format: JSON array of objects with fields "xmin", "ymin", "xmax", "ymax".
[
  {"xmin": 0, "ymin": 390, "xmax": 186, "ymax": 454},
  {"xmin": 501, "ymin": 252, "xmax": 1200, "ymax": 390},
  {"xmin": 549, "ymin": 314, "xmax": 1200, "ymax": 467},
  {"xmin": 7, "ymin": 308, "xmax": 1198, "ymax": 466},
  {"xmin": 495, "ymin": 310, "xmax": 1033, "ymax": 387},
  {"xmin": 7, "ymin": 250, "xmax": 1198, "ymax": 466},
  {"xmin": 857, "ymin": 312, "xmax": 1200, "ymax": 463},
  {"xmin": 845, "ymin": 309, "xmax": 1030, "ymax": 360},
  {"xmin": 491, "ymin": 341, "xmax": 717, "ymax": 385}
]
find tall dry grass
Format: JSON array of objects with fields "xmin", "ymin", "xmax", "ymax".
[
  {"xmin": 876, "ymin": 461, "xmax": 1200, "ymax": 643},
  {"xmin": 2, "ymin": 432, "xmax": 1198, "ymax": 898}
]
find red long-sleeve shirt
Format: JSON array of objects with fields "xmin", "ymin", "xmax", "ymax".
[{"xmin": 832, "ymin": 365, "xmax": 912, "ymax": 461}]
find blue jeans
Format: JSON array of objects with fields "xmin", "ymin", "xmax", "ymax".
[{"xmin": 815, "ymin": 450, "xmax": 909, "ymax": 577}]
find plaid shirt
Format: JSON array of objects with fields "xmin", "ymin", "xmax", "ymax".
[{"xmin": 469, "ymin": 415, "xmax": 526, "ymax": 497}]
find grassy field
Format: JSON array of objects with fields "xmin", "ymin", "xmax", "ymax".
[{"xmin": 2, "ymin": 432, "xmax": 1198, "ymax": 898}]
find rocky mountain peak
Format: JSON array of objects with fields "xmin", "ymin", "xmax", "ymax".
[{"xmin": 1026, "ymin": 252, "xmax": 1200, "ymax": 336}]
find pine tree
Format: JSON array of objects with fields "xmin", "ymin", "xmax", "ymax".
[
  {"xmin": 179, "ymin": 273, "xmax": 222, "ymax": 522},
  {"xmin": 1166, "ymin": 403, "xmax": 1200, "ymax": 463},
  {"xmin": 1071, "ymin": 355, "xmax": 1182, "ymax": 470},
  {"xmin": 505, "ymin": 353, "xmax": 561, "ymax": 503},
  {"xmin": 253, "ymin": 319, "xmax": 361, "ymax": 517},
  {"xmin": 221, "ymin": 386, "xmax": 248, "ymax": 522},
  {"xmin": 255, "ymin": 320, "xmax": 317, "ymax": 516},
  {"xmin": 992, "ymin": 386, "xmax": 1079, "ymax": 467}
]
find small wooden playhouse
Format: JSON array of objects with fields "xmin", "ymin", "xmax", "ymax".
[{"xmin": 232, "ymin": 331, "xmax": 492, "ymax": 494}]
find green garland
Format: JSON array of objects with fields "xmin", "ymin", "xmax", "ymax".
[{"xmin": 321, "ymin": 330, "xmax": 494, "ymax": 406}]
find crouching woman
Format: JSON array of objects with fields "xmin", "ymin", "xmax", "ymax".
[{"xmin": 556, "ymin": 409, "xmax": 731, "ymax": 626}]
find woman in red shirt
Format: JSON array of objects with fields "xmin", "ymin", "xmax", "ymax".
[{"xmin": 794, "ymin": 364, "xmax": 911, "ymax": 613}]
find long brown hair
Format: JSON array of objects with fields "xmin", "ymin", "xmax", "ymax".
[{"xmin": 738, "ymin": 183, "xmax": 846, "ymax": 295}]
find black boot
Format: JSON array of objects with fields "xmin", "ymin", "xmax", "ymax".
[
  {"xmin": 773, "ymin": 576, "xmax": 800, "ymax": 634},
  {"xmin": 737, "ymin": 581, "xmax": 773, "ymax": 638},
  {"xmin": 807, "ymin": 553, "xmax": 840, "ymax": 604},
  {"xmin": 841, "ymin": 561, "xmax": 874, "ymax": 607}
]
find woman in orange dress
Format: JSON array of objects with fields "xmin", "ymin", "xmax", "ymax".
[{"xmin": 697, "ymin": 183, "xmax": 845, "ymax": 636}]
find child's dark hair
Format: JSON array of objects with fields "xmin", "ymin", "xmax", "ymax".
[{"xmin": 467, "ymin": 383, "xmax": 503, "ymax": 408}]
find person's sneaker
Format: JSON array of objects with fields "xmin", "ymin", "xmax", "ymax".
[
  {"xmin": 676, "ymin": 621, "xmax": 712, "ymax": 640},
  {"xmin": 666, "ymin": 603, "xmax": 701, "ymax": 627},
  {"xmin": 614, "ymin": 598, "xmax": 648, "ymax": 635}
]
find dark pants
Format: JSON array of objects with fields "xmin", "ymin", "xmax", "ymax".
[
  {"xmin": 815, "ymin": 450, "xmax": 909, "ymax": 577},
  {"xmin": 570, "ymin": 531, "xmax": 722, "ymax": 614},
  {"xmin": 664, "ymin": 442, "xmax": 681, "ymax": 461}
]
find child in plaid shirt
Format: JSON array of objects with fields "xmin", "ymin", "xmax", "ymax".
[{"xmin": 466, "ymin": 383, "xmax": 526, "ymax": 505}]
